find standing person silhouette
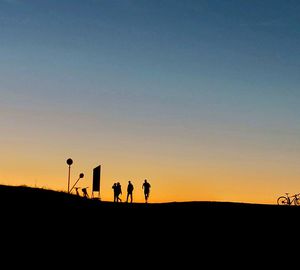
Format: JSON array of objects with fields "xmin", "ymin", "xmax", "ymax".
[
  {"xmin": 142, "ymin": 179, "xmax": 151, "ymax": 203},
  {"xmin": 112, "ymin": 182, "xmax": 118, "ymax": 202},
  {"xmin": 116, "ymin": 182, "xmax": 122, "ymax": 202},
  {"xmin": 126, "ymin": 180, "xmax": 134, "ymax": 203}
]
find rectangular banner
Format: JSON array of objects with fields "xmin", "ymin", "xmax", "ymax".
[{"xmin": 92, "ymin": 165, "xmax": 101, "ymax": 192}]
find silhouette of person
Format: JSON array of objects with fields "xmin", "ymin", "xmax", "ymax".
[
  {"xmin": 126, "ymin": 180, "xmax": 134, "ymax": 203},
  {"xmin": 142, "ymin": 179, "xmax": 151, "ymax": 203},
  {"xmin": 112, "ymin": 183, "xmax": 118, "ymax": 202},
  {"xmin": 116, "ymin": 182, "xmax": 122, "ymax": 202}
]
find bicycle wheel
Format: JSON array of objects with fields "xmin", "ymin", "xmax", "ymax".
[
  {"xmin": 277, "ymin": 196, "xmax": 289, "ymax": 205},
  {"xmin": 294, "ymin": 198, "xmax": 300, "ymax": 206}
]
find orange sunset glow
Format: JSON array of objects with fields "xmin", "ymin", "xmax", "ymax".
[{"xmin": 1, "ymin": 0, "xmax": 300, "ymax": 206}]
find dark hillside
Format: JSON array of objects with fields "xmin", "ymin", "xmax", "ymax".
[
  {"xmin": 0, "ymin": 184, "xmax": 293, "ymax": 263},
  {"xmin": 1, "ymin": 184, "xmax": 297, "ymax": 229}
]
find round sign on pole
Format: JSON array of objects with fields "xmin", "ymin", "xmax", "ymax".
[
  {"xmin": 67, "ymin": 158, "xmax": 73, "ymax": 166},
  {"xmin": 66, "ymin": 158, "xmax": 73, "ymax": 193}
]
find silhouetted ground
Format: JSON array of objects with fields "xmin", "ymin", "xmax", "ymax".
[
  {"xmin": 1, "ymin": 184, "xmax": 298, "ymax": 225},
  {"xmin": 0, "ymin": 184, "xmax": 294, "ymax": 263}
]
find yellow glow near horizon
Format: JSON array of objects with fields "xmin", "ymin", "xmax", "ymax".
[
  {"xmin": 1, "ymin": 0, "xmax": 300, "ymax": 208},
  {"xmin": 1, "ymin": 144, "xmax": 298, "ymax": 205}
]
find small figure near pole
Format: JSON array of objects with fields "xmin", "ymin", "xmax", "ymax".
[{"xmin": 82, "ymin": 187, "xmax": 89, "ymax": 198}]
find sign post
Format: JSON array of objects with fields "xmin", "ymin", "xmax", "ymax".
[
  {"xmin": 92, "ymin": 165, "xmax": 101, "ymax": 199},
  {"xmin": 66, "ymin": 158, "xmax": 73, "ymax": 193}
]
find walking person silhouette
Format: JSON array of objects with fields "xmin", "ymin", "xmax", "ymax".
[
  {"xmin": 126, "ymin": 180, "xmax": 134, "ymax": 203},
  {"xmin": 142, "ymin": 179, "xmax": 151, "ymax": 203}
]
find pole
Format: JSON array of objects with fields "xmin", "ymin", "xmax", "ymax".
[
  {"xmin": 69, "ymin": 173, "xmax": 84, "ymax": 194},
  {"xmin": 66, "ymin": 158, "xmax": 73, "ymax": 194},
  {"xmin": 68, "ymin": 165, "xmax": 71, "ymax": 193}
]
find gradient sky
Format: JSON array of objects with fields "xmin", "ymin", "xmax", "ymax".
[{"xmin": 1, "ymin": 0, "xmax": 300, "ymax": 204}]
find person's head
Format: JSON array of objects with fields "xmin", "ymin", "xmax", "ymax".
[{"xmin": 144, "ymin": 179, "xmax": 147, "ymax": 183}]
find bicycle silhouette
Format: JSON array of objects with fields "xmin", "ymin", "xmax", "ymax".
[{"xmin": 277, "ymin": 193, "xmax": 300, "ymax": 206}]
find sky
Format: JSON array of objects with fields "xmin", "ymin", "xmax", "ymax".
[{"xmin": 1, "ymin": 0, "xmax": 300, "ymax": 204}]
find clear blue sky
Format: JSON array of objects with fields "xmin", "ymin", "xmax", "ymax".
[{"xmin": 1, "ymin": 0, "xmax": 300, "ymax": 203}]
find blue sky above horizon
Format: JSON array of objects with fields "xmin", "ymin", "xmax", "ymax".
[{"xmin": 1, "ymin": 0, "xmax": 300, "ymax": 203}]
